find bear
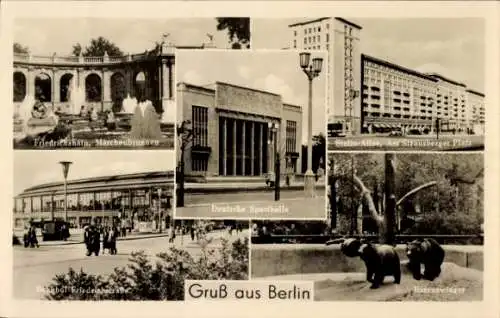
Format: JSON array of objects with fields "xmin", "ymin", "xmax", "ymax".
[
  {"xmin": 329, "ymin": 238, "xmax": 401, "ymax": 289},
  {"xmin": 357, "ymin": 242, "xmax": 401, "ymax": 289},
  {"xmin": 406, "ymin": 238, "xmax": 445, "ymax": 281}
]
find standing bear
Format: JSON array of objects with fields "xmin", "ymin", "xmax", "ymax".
[
  {"xmin": 406, "ymin": 238, "xmax": 445, "ymax": 281},
  {"xmin": 328, "ymin": 238, "xmax": 401, "ymax": 289}
]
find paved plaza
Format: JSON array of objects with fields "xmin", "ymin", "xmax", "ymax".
[{"xmin": 13, "ymin": 229, "xmax": 248, "ymax": 300}]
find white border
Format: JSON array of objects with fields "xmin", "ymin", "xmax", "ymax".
[{"xmin": 1, "ymin": 2, "xmax": 498, "ymax": 318}]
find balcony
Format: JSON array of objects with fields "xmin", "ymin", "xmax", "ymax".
[{"xmin": 13, "ymin": 51, "xmax": 165, "ymax": 66}]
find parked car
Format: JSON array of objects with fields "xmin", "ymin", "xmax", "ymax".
[
  {"xmin": 42, "ymin": 220, "xmax": 71, "ymax": 241},
  {"xmin": 388, "ymin": 129, "xmax": 403, "ymax": 136}
]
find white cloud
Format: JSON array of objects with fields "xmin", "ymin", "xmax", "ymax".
[
  {"xmin": 182, "ymin": 70, "xmax": 204, "ymax": 85},
  {"xmin": 86, "ymin": 161, "xmax": 143, "ymax": 179},
  {"xmin": 254, "ymin": 73, "xmax": 298, "ymax": 104},
  {"xmin": 237, "ymin": 65, "xmax": 252, "ymax": 80},
  {"xmin": 415, "ymin": 63, "xmax": 456, "ymax": 79}
]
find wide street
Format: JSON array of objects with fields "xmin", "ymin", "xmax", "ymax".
[
  {"xmin": 13, "ymin": 229, "xmax": 248, "ymax": 300},
  {"xmin": 178, "ymin": 190, "xmax": 327, "ymax": 219},
  {"xmin": 328, "ymin": 134, "xmax": 484, "ymax": 151}
]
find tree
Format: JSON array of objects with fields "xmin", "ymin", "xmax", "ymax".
[
  {"xmin": 72, "ymin": 36, "xmax": 124, "ymax": 57},
  {"xmin": 13, "ymin": 42, "xmax": 29, "ymax": 54},
  {"xmin": 45, "ymin": 238, "xmax": 249, "ymax": 301},
  {"xmin": 176, "ymin": 120, "xmax": 194, "ymax": 207},
  {"xmin": 215, "ymin": 18, "xmax": 250, "ymax": 49}
]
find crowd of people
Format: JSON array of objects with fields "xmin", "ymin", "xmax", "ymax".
[{"xmin": 83, "ymin": 225, "xmax": 119, "ymax": 256}]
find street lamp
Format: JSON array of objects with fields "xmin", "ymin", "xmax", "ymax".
[
  {"xmin": 157, "ymin": 188, "xmax": 163, "ymax": 233},
  {"xmin": 299, "ymin": 52, "xmax": 323, "ymax": 197},
  {"xmin": 59, "ymin": 161, "xmax": 73, "ymax": 222},
  {"xmin": 268, "ymin": 122, "xmax": 280, "ymax": 201}
]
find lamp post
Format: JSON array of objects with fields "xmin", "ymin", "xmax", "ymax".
[
  {"xmin": 299, "ymin": 52, "xmax": 323, "ymax": 197},
  {"xmin": 268, "ymin": 122, "xmax": 280, "ymax": 201},
  {"xmin": 157, "ymin": 188, "xmax": 163, "ymax": 233},
  {"xmin": 59, "ymin": 161, "xmax": 73, "ymax": 222}
]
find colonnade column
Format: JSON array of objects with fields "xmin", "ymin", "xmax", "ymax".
[
  {"xmin": 102, "ymin": 70, "xmax": 111, "ymax": 111},
  {"xmin": 162, "ymin": 60, "xmax": 169, "ymax": 99},
  {"xmin": 158, "ymin": 63, "xmax": 163, "ymax": 104},
  {"xmin": 51, "ymin": 69, "xmax": 56, "ymax": 107},
  {"xmin": 125, "ymin": 70, "xmax": 132, "ymax": 97},
  {"xmin": 222, "ymin": 118, "xmax": 227, "ymax": 176},
  {"xmin": 232, "ymin": 119, "xmax": 237, "ymax": 176},
  {"xmin": 250, "ymin": 122, "xmax": 255, "ymax": 176},
  {"xmin": 258, "ymin": 123, "xmax": 263, "ymax": 175},
  {"xmin": 26, "ymin": 69, "xmax": 32, "ymax": 96},
  {"xmin": 242, "ymin": 121, "xmax": 246, "ymax": 175},
  {"xmin": 54, "ymin": 71, "xmax": 61, "ymax": 105}
]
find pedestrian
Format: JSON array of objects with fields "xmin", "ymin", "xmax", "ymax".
[
  {"xmin": 102, "ymin": 226, "xmax": 110, "ymax": 254},
  {"xmin": 108, "ymin": 226, "xmax": 118, "ymax": 255},
  {"xmin": 28, "ymin": 225, "xmax": 39, "ymax": 248},
  {"xmin": 121, "ymin": 223, "xmax": 127, "ymax": 237},
  {"xmin": 190, "ymin": 226, "xmax": 195, "ymax": 241},
  {"xmin": 86, "ymin": 226, "xmax": 100, "ymax": 256},
  {"xmin": 168, "ymin": 226, "xmax": 176, "ymax": 243},
  {"xmin": 83, "ymin": 226, "xmax": 91, "ymax": 254}
]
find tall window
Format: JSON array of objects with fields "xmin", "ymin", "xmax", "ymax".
[
  {"xmin": 192, "ymin": 106, "xmax": 208, "ymax": 147},
  {"xmin": 191, "ymin": 105, "xmax": 209, "ymax": 172},
  {"xmin": 286, "ymin": 120, "xmax": 297, "ymax": 153}
]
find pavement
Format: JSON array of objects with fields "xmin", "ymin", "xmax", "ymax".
[
  {"xmin": 328, "ymin": 134, "xmax": 484, "ymax": 151},
  {"xmin": 13, "ymin": 230, "xmax": 171, "ymax": 247},
  {"xmin": 178, "ymin": 190, "xmax": 327, "ymax": 219},
  {"xmin": 13, "ymin": 229, "xmax": 249, "ymax": 300},
  {"xmin": 184, "ymin": 179, "xmax": 326, "ymax": 193}
]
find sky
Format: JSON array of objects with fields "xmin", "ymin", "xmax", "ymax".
[
  {"xmin": 14, "ymin": 18, "xmax": 235, "ymax": 55},
  {"xmin": 177, "ymin": 50, "xmax": 327, "ymax": 142},
  {"xmin": 13, "ymin": 151, "xmax": 175, "ymax": 195},
  {"xmin": 252, "ymin": 18, "xmax": 485, "ymax": 93}
]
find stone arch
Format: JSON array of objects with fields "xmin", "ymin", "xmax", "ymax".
[
  {"xmin": 13, "ymin": 71, "xmax": 26, "ymax": 102},
  {"xmin": 134, "ymin": 71, "xmax": 147, "ymax": 102},
  {"xmin": 110, "ymin": 72, "xmax": 126, "ymax": 112},
  {"xmin": 85, "ymin": 73, "xmax": 102, "ymax": 102},
  {"xmin": 59, "ymin": 73, "xmax": 74, "ymax": 102},
  {"xmin": 34, "ymin": 72, "xmax": 52, "ymax": 102}
]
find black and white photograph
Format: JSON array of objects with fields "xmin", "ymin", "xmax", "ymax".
[
  {"xmin": 12, "ymin": 150, "xmax": 250, "ymax": 300},
  {"xmin": 174, "ymin": 50, "xmax": 327, "ymax": 219},
  {"xmin": 252, "ymin": 17, "xmax": 485, "ymax": 151},
  {"xmin": 251, "ymin": 152, "xmax": 483, "ymax": 301},
  {"xmin": 12, "ymin": 17, "xmax": 250, "ymax": 149}
]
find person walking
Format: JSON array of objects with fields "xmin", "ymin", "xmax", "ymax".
[
  {"xmin": 102, "ymin": 227, "xmax": 110, "ymax": 255},
  {"xmin": 28, "ymin": 225, "xmax": 39, "ymax": 248},
  {"xmin": 190, "ymin": 226, "xmax": 195, "ymax": 241},
  {"xmin": 86, "ymin": 226, "xmax": 100, "ymax": 256},
  {"xmin": 108, "ymin": 226, "xmax": 118, "ymax": 255}
]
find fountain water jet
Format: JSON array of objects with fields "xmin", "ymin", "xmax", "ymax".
[
  {"xmin": 18, "ymin": 94, "xmax": 35, "ymax": 133},
  {"xmin": 121, "ymin": 93, "xmax": 138, "ymax": 114},
  {"xmin": 69, "ymin": 77, "xmax": 85, "ymax": 115}
]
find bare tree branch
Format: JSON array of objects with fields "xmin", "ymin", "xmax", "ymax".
[{"xmin": 396, "ymin": 181, "xmax": 438, "ymax": 207}]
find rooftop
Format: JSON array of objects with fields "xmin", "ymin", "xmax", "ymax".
[
  {"xmin": 362, "ymin": 54, "xmax": 438, "ymax": 82},
  {"xmin": 426, "ymin": 73, "xmax": 467, "ymax": 88},
  {"xmin": 18, "ymin": 171, "xmax": 175, "ymax": 197},
  {"xmin": 288, "ymin": 17, "xmax": 362, "ymax": 30}
]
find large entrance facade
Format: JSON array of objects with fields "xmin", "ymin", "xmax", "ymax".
[
  {"xmin": 178, "ymin": 82, "xmax": 303, "ymax": 178},
  {"xmin": 218, "ymin": 117, "xmax": 269, "ymax": 176}
]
